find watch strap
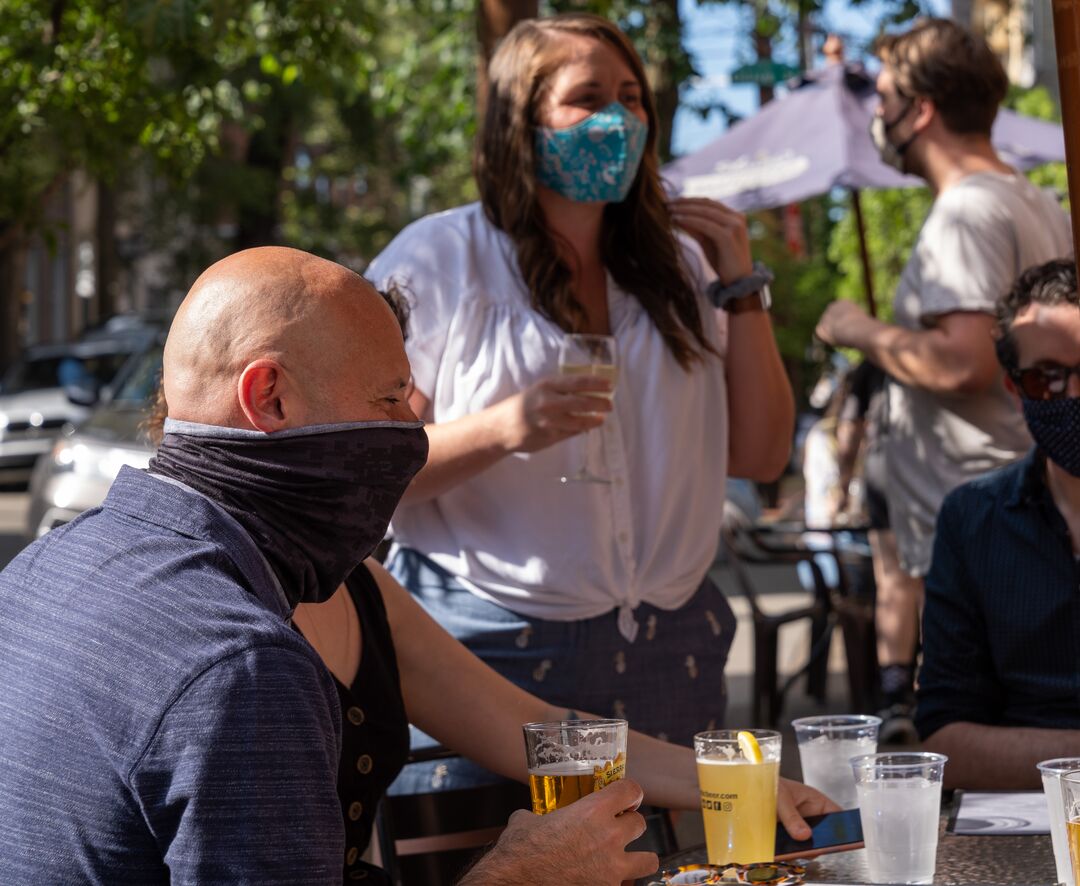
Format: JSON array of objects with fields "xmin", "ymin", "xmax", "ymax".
[
  {"xmin": 706, "ymin": 262, "xmax": 775, "ymax": 311},
  {"xmin": 727, "ymin": 285, "xmax": 771, "ymax": 313}
]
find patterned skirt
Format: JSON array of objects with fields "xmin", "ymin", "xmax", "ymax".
[{"xmin": 386, "ymin": 546, "xmax": 736, "ymax": 794}]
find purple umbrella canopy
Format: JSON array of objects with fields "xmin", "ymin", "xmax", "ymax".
[{"xmin": 662, "ymin": 64, "xmax": 1066, "ymax": 211}]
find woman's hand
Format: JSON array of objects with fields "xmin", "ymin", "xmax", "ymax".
[
  {"xmin": 777, "ymin": 777, "xmax": 842, "ymax": 840},
  {"xmin": 669, "ymin": 197, "xmax": 753, "ymax": 286},
  {"xmin": 497, "ymin": 374, "xmax": 614, "ymax": 454}
]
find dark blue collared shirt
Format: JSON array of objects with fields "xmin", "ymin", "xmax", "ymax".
[
  {"xmin": 916, "ymin": 448, "xmax": 1080, "ymax": 739},
  {"xmin": 0, "ymin": 467, "xmax": 343, "ymax": 884}
]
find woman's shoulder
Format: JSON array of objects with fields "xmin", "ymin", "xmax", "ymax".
[
  {"xmin": 369, "ymin": 203, "xmax": 504, "ymax": 272},
  {"xmin": 367, "ymin": 203, "xmax": 519, "ymax": 309}
]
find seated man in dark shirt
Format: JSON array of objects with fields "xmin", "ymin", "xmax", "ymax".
[{"xmin": 917, "ymin": 257, "xmax": 1080, "ymax": 788}]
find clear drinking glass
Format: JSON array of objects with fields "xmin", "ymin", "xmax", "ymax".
[
  {"xmin": 1059, "ymin": 770, "xmax": 1080, "ymax": 886},
  {"xmin": 851, "ymin": 752, "xmax": 947, "ymax": 885},
  {"xmin": 1038, "ymin": 758, "xmax": 1080, "ymax": 886},
  {"xmin": 558, "ymin": 333, "xmax": 617, "ymax": 484},
  {"xmin": 694, "ymin": 730, "xmax": 781, "ymax": 865},
  {"xmin": 522, "ymin": 718, "xmax": 627, "ymax": 815},
  {"xmin": 792, "ymin": 715, "xmax": 881, "ymax": 809}
]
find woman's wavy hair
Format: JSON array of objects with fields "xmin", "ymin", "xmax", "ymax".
[{"xmin": 475, "ymin": 13, "xmax": 717, "ymax": 370}]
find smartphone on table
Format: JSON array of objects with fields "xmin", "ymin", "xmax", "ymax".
[{"xmin": 774, "ymin": 808, "xmax": 864, "ymax": 860}]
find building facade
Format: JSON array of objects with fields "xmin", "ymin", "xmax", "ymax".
[{"xmin": 953, "ymin": 0, "xmax": 1059, "ymax": 100}]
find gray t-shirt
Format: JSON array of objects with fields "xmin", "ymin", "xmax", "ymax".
[{"xmin": 885, "ymin": 171, "xmax": 1072, "ymax": 576}]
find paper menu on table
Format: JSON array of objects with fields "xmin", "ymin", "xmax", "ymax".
[{"xmin": 950, "ymin": 790, "xmax": 1050, "ymax": 835}]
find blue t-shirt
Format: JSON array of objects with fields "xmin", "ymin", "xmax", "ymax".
[{"xmin": 0, "ymin": 467, "xmax": 344, "ymax": 884}]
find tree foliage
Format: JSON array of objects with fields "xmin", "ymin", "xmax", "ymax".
[
  {"xmin": 1, "ymin": 0, "xmax": 698, "ymax": 292},
  {"xmin": 0, "ymin": 1, "xmax": 387, "ymax": 240}
]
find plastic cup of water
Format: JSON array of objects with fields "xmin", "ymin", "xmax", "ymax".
[
  {"xmin": 851, "ymin": 752, "xmax": 947, "ymax": 885},
  {"xmin": 792, "ymin": 715, "xmax": 881, "ymax": 809}
]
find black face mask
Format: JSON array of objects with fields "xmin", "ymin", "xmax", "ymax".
[
  {"xmin": 149, "ymin": 418, "xmax": 429, "ymax": 607},
  {"xmin": 1022, "ymin": 396, "xmax": 1080, "ymax": 478}
]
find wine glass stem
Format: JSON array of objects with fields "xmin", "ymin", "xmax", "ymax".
[{"xmin": 581, "ymin": 427, "xmax": 596, "ymax": 477}]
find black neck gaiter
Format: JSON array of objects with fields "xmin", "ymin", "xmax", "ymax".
[{"xmin": 149, "ymin": 418, "xmax": 428, "ymax": 607}]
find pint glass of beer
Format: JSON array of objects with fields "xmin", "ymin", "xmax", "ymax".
[
  {"xmin": 694, "ymin": 729, "xmax": 781, "ymax": 864},
  {"xmin": 522, "ymin": 719, "xmax": 628, "ymax": 815}
]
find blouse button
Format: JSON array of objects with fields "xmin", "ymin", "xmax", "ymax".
[
  {"xmin": 346, "ymin": 706, "xmax": 365, "ymax": 726},
  {"xmin": 349, "ymin": 800, "xmax": 364, "ymax": 821},
  {"xmin": 346, "ymin": 847, "xmax": 359, "ymax": 866},
  {"xmin": 356, "ymin": 754, "xmax": 374, "ymax": 775}
]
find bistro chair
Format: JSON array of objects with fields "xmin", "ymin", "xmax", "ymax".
[
  {"xmin": 735, "ymin": 522, "xmax": 879, "ymax": 717},
  {"xmin": 374, "ymin": 745, "xmax": 530, "ymax": 886},
  {"xmin": 719, "ymin": 523, "xmax": 835, "ymax": 727}
]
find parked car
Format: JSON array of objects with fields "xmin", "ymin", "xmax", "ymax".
[
  {"xmin": 0, "ymin": 333, "xmax": 156, "ymax": 485},
  {"xmin": 25, "ymin": 343, "xmax": 161, "ymax": 539}
]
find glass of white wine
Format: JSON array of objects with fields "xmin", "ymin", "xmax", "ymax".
[{"xmin": 558, "ymin": 333, "xmax": 617, "ymax": 484}]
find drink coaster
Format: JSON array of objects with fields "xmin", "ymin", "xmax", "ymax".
[{"xmin": 647, "ymin": 862, "xmax": 806, "ymax": 885}]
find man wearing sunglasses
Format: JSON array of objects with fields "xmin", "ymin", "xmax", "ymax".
[
  {"xmin": 914, "ymin": 259, "xmax": 1080, "ymax": 789},
  {"xmin": 815, "ymin": 17, "xmax": 1072, "ymax": 741}
]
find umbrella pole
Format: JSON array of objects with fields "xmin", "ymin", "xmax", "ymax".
[
  {"xmin": 1053, "ymin": 0, "xmax": 1080, "ymax": 264},
  {"xmin": 850, "ymin": 188, "xmax": 878, "ymax": 318}
]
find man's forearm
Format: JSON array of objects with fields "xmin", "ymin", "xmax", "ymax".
[
  {"xmin": 924, "ymin": 722, "xmax": 1080, "ymax": 789},
  {"xmin": 840, "ymin": 315, "xmax": 996, "ymax": 397}
]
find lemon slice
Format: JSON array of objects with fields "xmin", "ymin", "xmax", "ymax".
[{"xmin": 737, "ymin": 730, "xmax": 763, "ymax": 763}]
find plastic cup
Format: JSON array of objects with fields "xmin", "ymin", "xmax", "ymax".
[
  {"xmin": 851, "ymin": 752, "xmax": 947, "ymax": 884},
  {"xmin": 792, "ymin": 715, "xmax": 881, "ymax": 809},
  {"xmin": 694, "ymin": 730, "xmax": 781, "ymax": 865},
  {"xmin": 1038, "ymin": 758, "xmax": 1080, "ymax": 886},
  {"xmin": 1059, "ymin": 770, "xmax": 1080, "ymax": 886},
  {"xmin": 522, "ymin": 719, "xmax": 627, "ymax": 815}
]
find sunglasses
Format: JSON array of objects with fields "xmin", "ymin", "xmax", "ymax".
[{"xmin": 1009, "ymin": 364, "xmax": 1080, "ymax": 400}]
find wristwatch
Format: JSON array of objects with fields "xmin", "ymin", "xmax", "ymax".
[{"xmin": 706, "ymin": 262, "xmax": 774, "ymax": 313}]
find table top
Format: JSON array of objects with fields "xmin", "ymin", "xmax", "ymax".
[{"xmin": 647, "ymin": 817, "xmax": 1058, "ymax": 885}]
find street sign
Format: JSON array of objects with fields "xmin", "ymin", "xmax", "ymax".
[{"xmin": 730, "ymin": 60, "xmax": 800, "ymax": 87}]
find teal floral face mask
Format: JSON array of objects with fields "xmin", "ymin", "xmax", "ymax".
[{"xmin": 534, "ymin": 102, "xmax": 648, "ymax": 203}]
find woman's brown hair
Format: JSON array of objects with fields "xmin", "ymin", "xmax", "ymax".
[{"xmin": 475, "ymin": 13, "xmax": 717, "ymax": 370}]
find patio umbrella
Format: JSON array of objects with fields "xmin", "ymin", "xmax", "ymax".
[{"xmin": 663, "ymin": 63, "xmax": 1067, "ymax": 314}]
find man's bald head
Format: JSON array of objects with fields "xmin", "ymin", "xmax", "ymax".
[{"xmin": 163, "ymin": 247, "xmax": 413, "ymax": 430}]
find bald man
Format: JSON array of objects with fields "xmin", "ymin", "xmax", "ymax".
[{"xmin": 0, "ymin": 249, "xmax": 691, "ymax": 885}]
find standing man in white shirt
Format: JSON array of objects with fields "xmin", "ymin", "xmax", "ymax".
[{"xmin": 816, "ymin": 17, "xmax": 1072, "ymax": 735}]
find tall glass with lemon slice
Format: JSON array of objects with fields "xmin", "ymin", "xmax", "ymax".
[{"xmin": 694, "ymin": 729, "xmax": 781, "ymax": 864}]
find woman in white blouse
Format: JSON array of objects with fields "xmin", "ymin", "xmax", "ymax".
[{"xmin": 369, "ymin": 12, "xmax": 793, "ymax": 784}]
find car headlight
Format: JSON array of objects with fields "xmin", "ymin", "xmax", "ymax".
[
  {"xmin": 49, "ymin": 439, "xmax": 146, "ymax": 481},
  {"xmin": 49, "ymin": 441, "xmax": 100, "ymax": 476},
  {"xmin": 49, "ymin": 440, "xmax": 80, "ymax": 473}
]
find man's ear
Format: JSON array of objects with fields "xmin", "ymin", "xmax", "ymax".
[
  {"xmin": 913, "ymin": 96, "xmax": 935, "ymax": 134},
  {"xmin": 238, "ymin": 360, "xmax": 290, "ymax": 432}
]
